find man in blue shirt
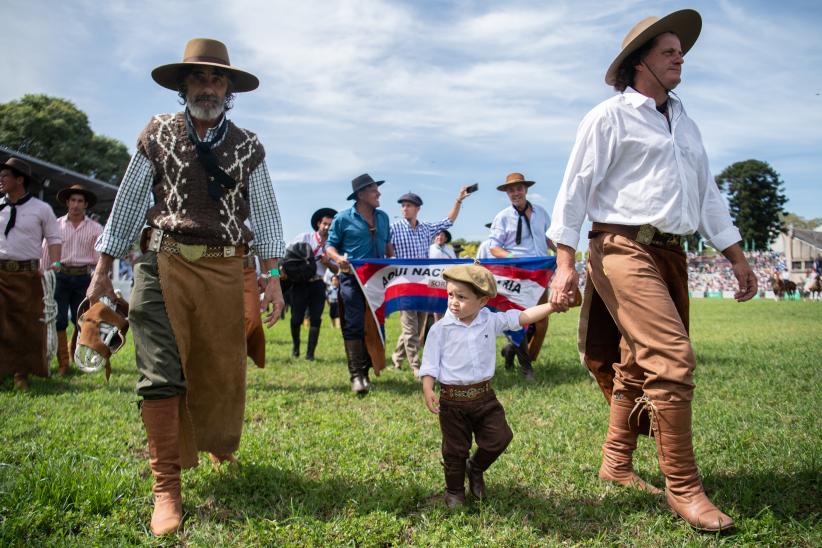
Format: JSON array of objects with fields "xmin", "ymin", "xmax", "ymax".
[{"xmin": 327, "ymin": 173, "xmax": 394, "ymax": 394}]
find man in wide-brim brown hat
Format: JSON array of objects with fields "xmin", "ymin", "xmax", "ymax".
[
  {"xmin": 86, "ymin": 38, "xmax": 286, "ymax": 536},
  {"xmin": 548, "ymin": 9, "xmax": 757, "ymax": 532},
  {"xmin": 488, "ymin": 172, "xmax": 556, "ymax": 381},
  {"xmin": 0, "ymin": 157, "xmax": 61, "ymax": 390},
  {"xmin": 49, "ymin": 184, "xmax": 103, "ymax": 376}
]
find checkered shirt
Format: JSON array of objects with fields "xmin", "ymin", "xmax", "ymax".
[{"xmin": 390, "ymin": 217, "xmax": 453, "ymax": 259}]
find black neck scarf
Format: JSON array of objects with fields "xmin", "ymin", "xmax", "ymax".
[
  {"xmin": 514, "ymin": 201, "xmax": 532, "ymax": 245},
  {"xmin": 184, "ymin": 111, "xmax": 237, "ymax": 201},
  {"xmin": 0, "ymin": 193, "xmax": 33, "ymax": 236}
]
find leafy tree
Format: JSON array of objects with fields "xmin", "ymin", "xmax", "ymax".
[
  {"xmin": 781, "ymin": 212, "xmax": 822, "ymax": 231},
  {"xmin": 0, "ymin": 94, "xmax": 130, "ymax": 184},
  {"xmin": 715, "ymin": 159, "xmax": 787, "ymax": 250}
]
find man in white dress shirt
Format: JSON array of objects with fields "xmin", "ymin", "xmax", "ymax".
[
  {"xmin": 547, "ymin": 10, "xmax": 756, "ymax": 532},
  {"xmin": 489, "ymin": 172, "xmax": 556, "ymax": 380}
]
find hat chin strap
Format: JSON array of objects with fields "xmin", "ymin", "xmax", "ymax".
[{"xmin": 641, "ymin": 61, "xmax": 671, "ymax": 95}]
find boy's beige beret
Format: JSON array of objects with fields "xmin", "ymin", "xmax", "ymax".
[{"xmin": 442, "ymin": 264, "xmax": 497, "ymax": 298}]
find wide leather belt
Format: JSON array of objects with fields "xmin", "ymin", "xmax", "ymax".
[
  {"xmin": 61, "ymin": 265, "xmax": 92, "ymax": 276},
  {"xmin": 440, "ymin": 380, "xmax": 492, "ymax": 402},
  {"xmin": 145, "ymin": 228, "xmax": 244, "ymax": 262},
  {"xmin": 590, "ymin": 222, "xmax": 683, "ymax": 250},
  {"xmin": 0, "ymin": 259, "xmax": 39, "ymax": 272}
]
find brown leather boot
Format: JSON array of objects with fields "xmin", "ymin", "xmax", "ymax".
[
  {"xmin": 57, "ymin": 330, "xmax": 70, "ymax": 376},
  {"xmin": 646, "ymin": 398, "xmax": 734, "ymax": 532},
  {"xmin": 598, "ymin": 393, "xmax": 661, "ymax": 494},
  {"xmin": 141, "ymin": 396, "xmax": 184, "ymax": 536},
  {"xmin": 465, "ymin": 457, "xmax": 486, "ymax": 499},
  {"xmin": 13, "ymin": 373, "xmax": 28, "ymax": 391}
]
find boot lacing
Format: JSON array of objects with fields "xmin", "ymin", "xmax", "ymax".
[{"xmin": 630, "ymin": 395, "xmax": 662, "ymax": 456}]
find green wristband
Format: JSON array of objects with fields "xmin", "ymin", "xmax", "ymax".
[
  {"xmin": 506, "ymin": 252, "xmax": 514, "ymax": 259},
  {"xmin": 268, "ymin": 268, "xmax": 280, "ymax": 277}
]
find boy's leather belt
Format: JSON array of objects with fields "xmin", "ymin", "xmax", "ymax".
[
  {"xmin": 590, "ymin": 222, "xmax": 682, "ymax": 250},
  {"xmin": 0, "ymin": 259, "xmax": 39, "ymax": 272},
  {"xmin": 440, "ymin": 380, "xmax": 492, "ymax": 402}
]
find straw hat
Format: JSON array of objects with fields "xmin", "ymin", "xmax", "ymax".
[
  {"xmin": 497, "ymin": 172, "xmax": 535, "ymax": 192},
  {"xmin": 152, "ymin": 38, "xmax": 259, "ymax": 92},
  {"xmin": 605, "ymin": 9, "xmax": 702, "ymax": 86}
]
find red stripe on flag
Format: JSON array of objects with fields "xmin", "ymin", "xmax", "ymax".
[
  {"xmin": 483, "ymin": 263, "xmax": 551, "ymax": 284},
  {"xmin": 384, "ymin": 284, "xmax": 446, "ymax": 301},
  {"xmin": 355, "ymin": 263, "xmax": 389, "ymax": 283}
]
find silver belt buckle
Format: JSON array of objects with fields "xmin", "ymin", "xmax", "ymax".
[
  {"xmin": 147, "ymin": 228, "xmax": 164, "ymax": 252},
  {"xmin": 223, "ymin": 246, "xmax": 235, "ymax": 257},
  {"xmin": 636, "ymin": 224, "xmax": 656, "ymax": 245}
]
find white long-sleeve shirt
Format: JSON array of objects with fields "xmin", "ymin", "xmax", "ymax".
[
  {"xmin": 420, "ymin": 308, "xmax": 521, "ymax": 385},
  {"xmin": 548, "ymin": 88, "xmax": 740, "ymax": 252}
]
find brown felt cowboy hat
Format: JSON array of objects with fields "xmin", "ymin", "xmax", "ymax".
[
  {"xmin": 496, "ymin": 172, "xmax": 535, "ymax": 192},
  {"xmin": 151, "ymin": 38, "xmax": 259, "ymax": 93},
  {"xmin": 347, "ymin": 173, "xmax": 385, "ymax": 200},
  {"xmin": 605, "ymin": 9, "xmax": 702, "ymax": 86},
  {"xmin": 0, "ymin": 157, "xmax": 38, "ymax": 187},
  {"xmin": 57, "ymin": 184, "xmax": 98, "ymax": 208}
]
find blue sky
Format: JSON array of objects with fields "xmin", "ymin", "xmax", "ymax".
[{"xmin": 3, "ymin": 0, "xmax": 821, "ymax": 245}]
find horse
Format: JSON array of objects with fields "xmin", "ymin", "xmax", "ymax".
[
  {"xmin": 770, "ymin": 276, "xmax": 798, "ymax": 300},
  {"xmin": 802, "ymin": 275, "xmax": 822, "ymax": 300}
]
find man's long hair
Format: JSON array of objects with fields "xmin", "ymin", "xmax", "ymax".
[{"xmin": 612, "ymin": 37, "xmax": 659, "ymax": 92}]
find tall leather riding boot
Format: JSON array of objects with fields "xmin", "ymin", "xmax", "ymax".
[
  {"xmin": 598, "ymin": 393, "xmax": 661, "ymax": 494},
  {"xmin": 141, "ymin": 396, "xmax": 184, "ymax": 536},
  {"xmin": 443, "ymin": 460, "xmax": 466, "ymax": 508},
  {"xmin": 342, "ymin": 340, "xmax": 368, "ymax": 394},
  {"xmin": 646, "ymin": 398, "xmax": 734, "ymax": 532},
  {"xmin": 305, "ymin": 326, "xmax": 320, "ymax": 361},
  {"xmin": 57, "ymin": 330, "xmax": 70, "ymax": 376},
  {"xmin": 290, "ymin": 323, "xmax": 301, "ymax": 357}
]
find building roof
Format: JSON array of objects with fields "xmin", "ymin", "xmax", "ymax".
[
  {"xmin": 792, "ymin": 228, "xmax": 822, "ymax": 252},
  {"xmin": 0, "ymin": 144, "xmax": 120, "ymax": 221}
]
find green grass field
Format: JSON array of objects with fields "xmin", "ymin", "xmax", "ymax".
[{"xmin": 1, "ymin": 300, "xmax": 820, "ymax": 546}]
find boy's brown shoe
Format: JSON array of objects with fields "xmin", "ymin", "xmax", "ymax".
[
  {"xmin": 444, "ymin": 490, "xmax": 466, "ymax": 509},
  {"xmin": 465, "ymin": 458, "xmax": 486, "ymax": 499}
]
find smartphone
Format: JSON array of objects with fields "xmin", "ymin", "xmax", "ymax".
[{"xmin": 465, "ymin": 183, "xmax": 479, "ymax": 194}]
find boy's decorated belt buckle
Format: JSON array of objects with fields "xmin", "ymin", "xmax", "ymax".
[{"xmin": 636, "ymin": 224, "xmax": 656, "ymax": 245}]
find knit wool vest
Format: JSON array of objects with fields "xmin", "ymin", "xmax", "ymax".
[{"xmin": 138, "ymin": 112, "xmax": 264, "ymax": 246}]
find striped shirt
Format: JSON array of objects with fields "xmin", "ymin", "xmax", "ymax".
[
  {"xmin": 44, "ymin": 215, "xmax": 103, "ymax": 267},
  {"xmin": 96, "ymin": 113, "xmax": 286, "ymax": 259},
  {"xmin": 390, "ymin": 217, "xmax": 453, "ymax": 259}
]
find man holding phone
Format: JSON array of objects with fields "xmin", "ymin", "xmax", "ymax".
[{"xmin": 389, "ymin": 185, "xmax": 471, "ymax": 376}]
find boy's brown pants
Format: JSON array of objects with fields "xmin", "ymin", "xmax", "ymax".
[{"xmin": 439, "ymin": 390, "xmax": 513, "ymax": 493}]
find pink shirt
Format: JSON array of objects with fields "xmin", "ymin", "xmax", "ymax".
[
  {"xmin": 0, "ymin": 196, "xmax": 60, "ymax": 261},
  {"xmin": 43, "ymin": 215, "xmax": 103, "ymax": 266}
]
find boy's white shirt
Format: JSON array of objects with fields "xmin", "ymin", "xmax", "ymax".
[{"xmin": 420, "ymin": 307, "xmax": 521, "ymax": 385}]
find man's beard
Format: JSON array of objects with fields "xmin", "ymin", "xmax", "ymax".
[{"xmin": 187, "ymin": 94, "xmax": 224, "ymax": 121}]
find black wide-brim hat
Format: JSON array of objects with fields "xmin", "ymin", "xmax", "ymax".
[
  {"xmin": 311, "ymin": 207, "xmax": 338, "ymax": 231},
  {"xmin": 57, "ymin": 184, "xmax": 98, "ymax": 209},
  {"xmin": 438, "ymin": 229, "xmax": 452, "ymax": 243},
  {"xmin": 347, "ymin": 173, "xmax": 384, "ymax": 200},
  {"xmin": 152, "ymin": 38, "xmax": 259, "ymax": 93}
]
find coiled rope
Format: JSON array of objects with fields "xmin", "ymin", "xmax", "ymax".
[{"xmin": 41, "ymin": 269, "xmax": 58, "ymax": 365}]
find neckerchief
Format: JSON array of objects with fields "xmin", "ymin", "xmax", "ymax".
[
  {"xmin": 184, "ymin": 111, "xmax": 237, "ymax": 201},
  {"xmin": 0, "ymin": 193, "xmax": 33, "ymax": 236},
  {"xmin": 514, "ymin": 201, "xmax": 532, "ymax": 245}
]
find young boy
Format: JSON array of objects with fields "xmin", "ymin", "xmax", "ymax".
[{"xmin": 420, "ymin": 263, "xmax": 554, "ymax": 508}]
